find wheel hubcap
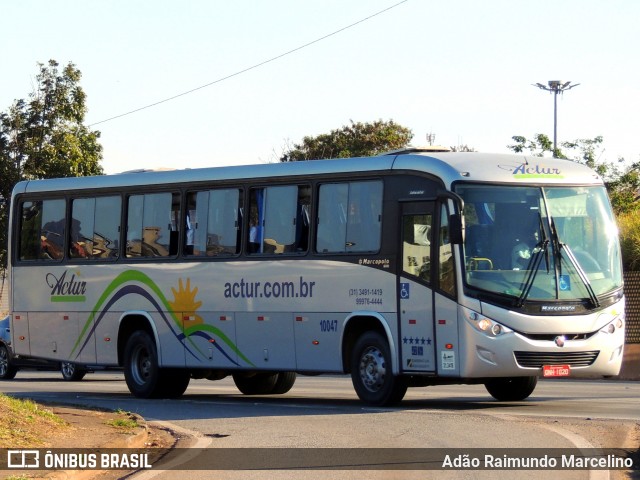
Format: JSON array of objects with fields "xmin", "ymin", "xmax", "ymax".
[
  {"xmin": 132, "ymin": 346, "xmax": 151, "ymax": 385},
  {"xmin": 359, "ymin": 346, "xmax": 386, "ymax": 392},
  {"xmin": 62, "ymin": 363, "xmax": 74, "ymax": 377}
]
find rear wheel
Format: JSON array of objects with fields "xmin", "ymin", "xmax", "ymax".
[
  {"xmin": 232, "ymin": 372, "xmax": 278, "ymax": 395},
  {"xmin": 350, "ymin": 331, "xmax": 407, "ymax": 406},
  {"xmin": 61, "ymin": 362, "xmax": 87, "ymax": 381},
  {"xmin": 271, "ymin": 372, "xmax": 297, "ymax": 394},
  {"xmin": 485, "ymin": 376, "xmax": 537, "ymax": 401},
  {"xmin": 0, "ymin": 344, "xmax": 17, "ymax": 380}
]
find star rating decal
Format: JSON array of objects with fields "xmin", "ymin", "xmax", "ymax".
[{"xmin": 403, "ymin": 336, "xmax": 432, "ymax": 345}]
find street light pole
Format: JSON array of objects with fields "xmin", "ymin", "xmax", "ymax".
[{"xmin": 533, "ymin": 80, "xmax": 579, "ymax": 157}]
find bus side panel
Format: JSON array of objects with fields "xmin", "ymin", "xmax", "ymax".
[
  {"xmin": 28, "ymin": 312, "xmax": 95, "ymax": 363},
  {"xmin": 74, "ymin": 312, "xmax": 97, "ymax": 365},
  {"xmin": 236, "ymin": 312, "xmax": 296, "ymax": 370},
  {"xmin": 398, "ymin": 278, "xmax": 435, "ymax": 373},
  {"xmin": 94, "ymin": 311, "xmax": 120, "ymax": 366},
  {"xmin": 183, "ymin": 311, "xmax": 238, "ymax": 369},
  {"xmin": 154, "ymin": 311, "xmax": 187, "ymax": 368},
  {"xmin": 294, "ymin": 312, "xmax": 343, "ymax": 372},
  {"xmin": 433, "ymin": 294, "xmax": 460, "ymax": 377},
  {"xmin": 10, "ymin": 312, "xmax": 30, "ymax": 356}
]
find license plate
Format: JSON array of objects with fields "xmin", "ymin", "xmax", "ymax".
[{"xmin": 543, "ymin": 365, "xmax": 571, "ymax": 377}]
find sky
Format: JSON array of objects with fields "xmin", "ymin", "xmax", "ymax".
[{"xmin": 2, "ymin": 0, "xmax": 639, "ymax": 174}]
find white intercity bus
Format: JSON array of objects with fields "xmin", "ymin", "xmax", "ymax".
[{"xmin": 7, "ymin": 149, "xmax": 625, "ymax": 405}]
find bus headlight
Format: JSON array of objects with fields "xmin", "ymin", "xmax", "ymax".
[
  {"xmin": 463, "ymin": 308, "xmax": 511, "ymax": 337},
  {"xmin": 601, "ymin": 313, "xmax": 624, "ymax": 335}
]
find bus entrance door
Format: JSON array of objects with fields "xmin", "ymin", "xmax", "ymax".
[{"xmin": 399, "ymin": 202, "xmax": 436, "ymax": 373}]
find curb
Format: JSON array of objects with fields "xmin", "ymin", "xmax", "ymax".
[{"xmin": 44, "ymin": 414, "xmax": 150, "ymax": 480}]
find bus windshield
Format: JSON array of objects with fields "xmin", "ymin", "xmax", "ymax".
[{"xmin": 457, "ymin": 184, "xmax": 622, "ymax": 304}]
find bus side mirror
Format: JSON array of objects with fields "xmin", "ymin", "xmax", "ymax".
[{"xmin": 449, "ymin": 214, "xmax": 463, "ymax": 244}]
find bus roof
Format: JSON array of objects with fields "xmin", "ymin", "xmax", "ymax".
[{"xmin": 11, "ymin": 152, "xmax": 603, "ymax": 196}]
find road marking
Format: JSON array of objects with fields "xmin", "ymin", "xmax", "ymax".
[
  {"xmin": 130, "ymin": 420, "xmax": 212, "ymax": 480},
  {"xmin": 540, "ymin": 423, "xmax": 608, "ymax": 480}
]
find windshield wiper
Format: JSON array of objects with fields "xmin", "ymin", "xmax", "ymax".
[
  {"xmin": 516, "ymin": 209, "xmax": 552, "ymax": 308},
  {"xmin": 516, "ymin": 239, "xmax": 549, "ymax": 308},
  {"xmin": 559, "ymin": 242, "xmax": 601, "ymax": 308},
  {"xmin": 548, "ymin": 215, "xmax": 600, "ymax": 309}
]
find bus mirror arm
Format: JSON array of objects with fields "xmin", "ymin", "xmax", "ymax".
[
  {"xmin": 449, "ymin": 214, "xmax": 463, "ymax": 245},
  {"xmin": 437, "ymin": 191, "xmax": 464, "ymax": 244},
  {"xmin": 436, "ymin": 190, "xmax": 464, "ymax": 212}
]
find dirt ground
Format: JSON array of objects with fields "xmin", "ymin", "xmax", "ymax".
[{"xmin": 0, "ymin": 405, "xmax": 181, "ymax": 479}]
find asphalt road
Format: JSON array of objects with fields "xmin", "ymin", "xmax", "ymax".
[{"xmin": 1, "ymin": 373, "xmax": 638, "ymax": 480}]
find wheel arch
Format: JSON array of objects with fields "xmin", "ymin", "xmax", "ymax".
[
  {"xmin": 117, "ymin": 312, "xmax": 160, "ymax": 367},
  {"xmin": 341, "ymin": 312, "xmax": 398, "ymax": 375}
]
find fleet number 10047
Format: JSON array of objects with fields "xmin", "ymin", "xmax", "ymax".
[{"xmin": 320, "ymin": 319, "xmax": 338, "ymax": 332}]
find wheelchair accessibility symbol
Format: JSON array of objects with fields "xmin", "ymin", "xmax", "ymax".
[
  {"xmin": 400, "ymin": 283, "xmax": 410, "ymax": 299},
  {"xmin": 559, "ymin": 275, "xmax": 571, "ymax": 291}
]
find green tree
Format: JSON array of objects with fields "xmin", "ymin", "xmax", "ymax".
[
  {"xmin": 0, "ymin": 60, "xmax": 103, "ymax": 270},
  {"xmin": 280, "ymin": 119, "xmax": 413, "ymax": 161},
  {"xmin": 507, "ymin": 133, "xmax": 606, "ymax": 170},
  {"xmin": 507, "ymin": 133, "xmax": 640, "ymax": 214},
  {"xmin": 507, "ymin": 133, "xmax": 557, "ymax": 158},
  {"xmin": 607, "ymin": 161, "xmax": 640, "ymax": 214}
]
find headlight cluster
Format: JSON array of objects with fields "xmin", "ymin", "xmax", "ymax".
[
  {"xmin": 463, "ymin": 308, "xmax": 512, "ymax": 337},
  {"xmin": 600, "ymin": 311, "xmax": 624, "ymax": 335}
]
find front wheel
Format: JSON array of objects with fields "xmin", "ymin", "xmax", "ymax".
[
  {"xmin": 61, "ymin": 362, "xmax": 86, "ymax": 381},
  {"xmin": 123, "ymin": 330, "xmax": 192, "ymax": 398},
  {"xmin": 0, "ymin": 344, "xmax": 18, "ymax": 380},
  {"xmin": 124, "ymin": 330, "xmax": 161, "ymax": 398},
  {"xmin": 350, "ymin": 331, "xmax": 407, "ymax": 406},
  {"xmin": 485, "ymin": 376, "xmax": 538, "ymax": 401}
]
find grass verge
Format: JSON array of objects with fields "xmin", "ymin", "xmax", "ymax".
[{"xmin": 0, "ymin": 393, "xmax": 68, "ymax": 448}]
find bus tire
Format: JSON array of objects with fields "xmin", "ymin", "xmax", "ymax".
[
  {"xmin": 485, "ymin": 376, "xmax": 537, "ymax": 401},
  {"xmin": 0, "ymin": 344, "xmax": 18, "ymax": 380},
  {"xmin": 123, "ymin": 330, "xmax": 164, "ymax": 398},
  {"xmin": 232, "ymin": 372, "xmax": 278, "ymax": 395},
  {"xmin": 61, "ymin": 362, "xmax": 86, "ymax": 381},
  {"xmin": 158, "ymin": 369, "xmax": 190, "ymax": 398},
  {"xmin": 350, "ymin": 331, "xmax": 407, "ymax": 406},
  {"xmin": 271, "ymin": 372, "xmax": 296, "ymax": 394}
]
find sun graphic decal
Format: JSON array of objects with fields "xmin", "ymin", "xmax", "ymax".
[{"xmin": 168, "ymin": 278, "xmax": 204, "ymax": 325}]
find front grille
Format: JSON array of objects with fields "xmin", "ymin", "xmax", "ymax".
[
  {"xmin": 514, "ymin": 351, "xmax": 599, "ymax": 368},
  {"xmin": 519, "ymin": 332, "xmax": 596, "ymax": 342}
]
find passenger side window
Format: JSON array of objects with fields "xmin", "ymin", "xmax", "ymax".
[
  {"xmin": 19, "ymin": 199, "xmax": 66, "ymax": 261},
  {"xmin": 247, "ymin": 185, "xmax": 310, "ymax": 255},
  {"xmin": 185, "ymin": 188, "xmax": 243, "ymax": 256},
  {"xmin": 70, "ymin": 196, "xmax": 121, "ymax": 259},
  {"xmin": 126, "ymin": 192, "xmax": 180, "ymax": 258},
  {"xmin": 316, "ymin": 181, "xmax": 382, "ymax": 253}
]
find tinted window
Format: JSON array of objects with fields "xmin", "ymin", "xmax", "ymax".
[
  {"xmin": 19, "ymin": 199, "xmax": 66, "ymax": 261},
  {"xmin": 126, "ymin": 192, "xmax": 180, "ymax": 258},
  {"xmin": 438, "ymin": 204, "xmax": 455, "ymax": 296},
  {"xmin": 185, "ymin": 188, "xmax": 242, "ymax": 256},
  {"xmin": 316, "ymin": 181, "xmax": 382, "ymax": 253},
  {"xmin": 70, "ymin": 196, "xmax": 121, "ymax": 259},
  {"xmin": 248, "ymin": 185, "xmax": 310, "ymax": 255}
]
